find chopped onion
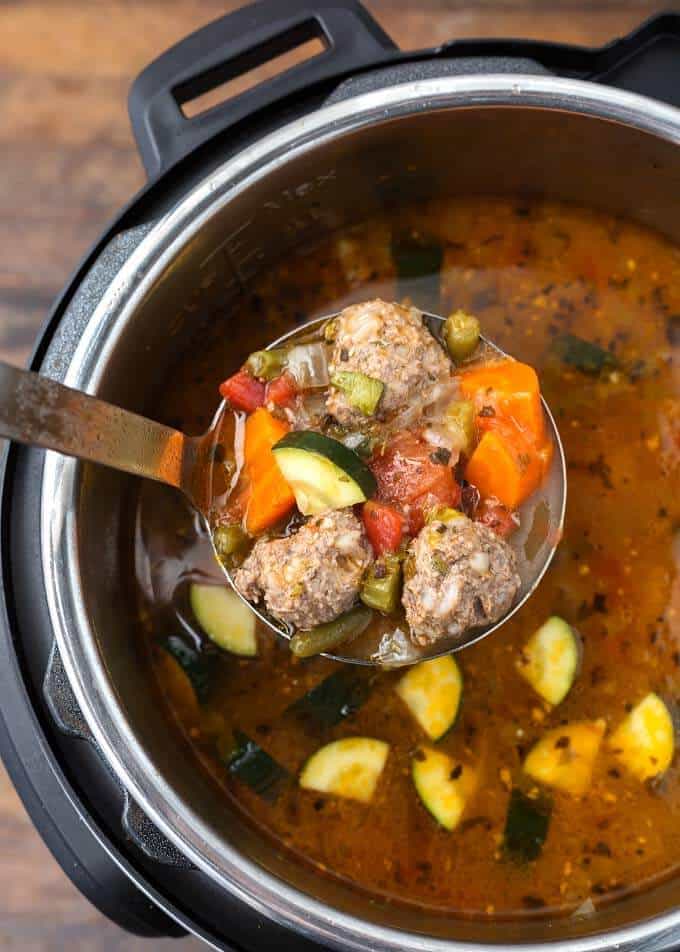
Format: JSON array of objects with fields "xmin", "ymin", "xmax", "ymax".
[
  {"xmin": 285, "ymin": 390, "xmax": 326, "ymax": 430},
  {"xmin": 285, "ymin": 342, "xmax": 329, "ymax": 389},
  {"xmin": 571, "ymin": 897, "xmax": 596, "ymax": 919},
  {"xmin": 423, "ymin": 425, "xmax": 458, "ymax": 453},
  {"xmin": 469, "ymin": 551, "xmax": 490, "ymax": 575},
  {"xmin": 436, "ymin": 578, "xmax": 461, "ymax": 617},
  {"xmin": 372, "ymin": 627, "xmax": 420, "ymax": 666}
]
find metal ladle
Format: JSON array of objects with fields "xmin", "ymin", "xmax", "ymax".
[{"xmin": 0, "ymin": 310, "xmax": 566, "ymax": 667}]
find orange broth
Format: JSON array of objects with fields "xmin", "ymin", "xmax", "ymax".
[{"xmin": 138, "ymin": 197, "xmax": 680, "ymax": 918}]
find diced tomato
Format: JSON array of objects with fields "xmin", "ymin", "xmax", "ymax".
[
  {"xmin": 408, "ymin": 472, "xmax": 461, "ymax": 534},
  {"xmin": 219, "ymin": 370, "xmax": 265, "ymax": 413},
  {"xmin": 369, "ymin": 432, "xmax": 461, "ymax": 534},
  {"xmin": 370, "ymin": 433, "xmax": 448, "ymax": 503},
  {"xmin": 362, "ymin": 501, "xmax": 406, "ymax": 556},
  {"xmin": 475, "ymin": 498, "xmax": 519, "ymax": 539},
  {"xmin": 266, "ymin": 371, "xmax": 298, "ymax": 408}
]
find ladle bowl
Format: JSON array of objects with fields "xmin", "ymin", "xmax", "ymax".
[
  {"xmin": 0, "ymin": 308, "xmax": 566, "ymax": 667},
  {"xmin": 217, "ymin": 309, "xmax": 567, "ymax": 666}
]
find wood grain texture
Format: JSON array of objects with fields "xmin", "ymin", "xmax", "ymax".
[{"xmin": 0, "ymin": 1, "xmax": 676, "ymax": 948}]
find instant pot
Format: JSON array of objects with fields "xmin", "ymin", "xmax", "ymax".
[{"xmin": 2, "ymin": 2, "xmax": 680, "ymax": 948}]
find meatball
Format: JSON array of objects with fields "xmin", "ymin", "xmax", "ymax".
[
  {"xmin": 402, "ymin": 514, "xmax": 520, "ymax": 646},
  {"xmin": 234, "ymin": 509, "xmax": 372, "ymax": 629},
  {"xmin": 327, "ymin": 299, "xmax": 452, "ymax": 427}
]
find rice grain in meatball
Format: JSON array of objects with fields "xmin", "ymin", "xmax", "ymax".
[
  {"xmin": 326, "ymin": 299, "xmax": 452, "ymax": 427},
  {"xmin": 235, "ymin": 509, "xmax": 372, "ymax": 629},
  {"xmin": 402, "ymin": 514, "xmax": 520, "ymax": 646}
]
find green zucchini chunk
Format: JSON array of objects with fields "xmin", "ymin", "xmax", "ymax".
[
  {"xmin": 391, "ymin": 233, "xmax": 443, "ymax": 312},
  {"xmin": 504, "ymin": 788, "xmax": 552, "ymax": 862},
  {"xmin": 523, "ymin": 720, "xmax": 606, "ymax": 796},
  {"xmin": 608, "ymin": 693, "xmax": 675, "ymax": 781},
  {"xmin": 226, "ymin": 730, "xmax": 289, "ymax": 803},
  {"xmin": 551, "ymin": 334, "xmax": 618, "ymax": 375},
  {"xmin": 412, "ymin": 746, "xmax": 477, "ymax": 831},
  {"xmin": 299, "ymin": 737, "xmax": 389, "ymax": 803},
  {"xmin": 273, "ymin": 431, "xmax": 377, "ymax": 515},
  {"xmin": 287, "ymin": 670, "xmax": 373, "ymax": 729},
  {"xmin": 190, "ymin": 583, "xmax": 257, "ymax": 657},
  {"xmin": 160, "ymin": 634, "xmax": 213, "ymax": 704},
  {"xmin": 395, "ymin": 656, "xmax": 463, "ymax": 741},
  {"xmin": 516, "ymin": 616, "xmax": 580, "ymax": 706}
]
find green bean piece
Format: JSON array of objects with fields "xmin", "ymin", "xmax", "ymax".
[
  {"xmin": 245, "ymin": 348, "xmax": 286, "ymax": 381},
  {"xmin": 360, "ymin": 554, "xmax": 402, "ymax": 614},
  {"xmin": 289, "ymin": 605, "xmax": 373, "ymax": 658},
  {"xmin": 443, "ymin": 310, "xmax": 481, "ymax": 363},
  {"xmin": 323, "ymin": 318, "xmax": 338, "ymax": 342},
  {"xmin": 213, "ymin": 524, "xmax": 248, "ymax": 560},
  {"xmin": 331, "ymin": 371, "xmax": 384, "ymax": 416},
  {"xmin": 444, "ymin": 399, "xmax": 476, "ymax": 455}
]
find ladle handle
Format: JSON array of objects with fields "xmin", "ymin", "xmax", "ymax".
[{"xmin": 0, "ymin": 361, "xmax": 187, "ymax": 489}]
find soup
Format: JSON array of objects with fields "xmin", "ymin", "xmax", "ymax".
[{"xmin": 136, "ymin": 197, "xmax": 680, "ymax": 919}]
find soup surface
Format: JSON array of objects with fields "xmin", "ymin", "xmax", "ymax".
[{"xmin": 137, "ymin": 197, "xmax": 680, "ymax": 918}]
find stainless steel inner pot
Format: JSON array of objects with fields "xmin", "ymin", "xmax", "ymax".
[{"xmin": 39, "ymin": 76, "xmax": 680, "ymax": 951}]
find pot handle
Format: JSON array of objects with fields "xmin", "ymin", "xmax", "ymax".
[
  {"xmin": 43, "ymin": 642, "xmax": 194, "ymax": 869},
  {"xmin": 129, "ymin": 0, "xmax": 397, "ymax": 178}
]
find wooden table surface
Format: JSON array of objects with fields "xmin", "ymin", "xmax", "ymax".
[{"xmin": 0, "ymin": 0, "xmax": 677, "ymax": 947}]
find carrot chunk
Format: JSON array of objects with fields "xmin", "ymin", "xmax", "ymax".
[
  {"xmin": 246, "ymin": 465, "xmax": 296, "ymax": 535},
  {"xmin": 465, "ymin": 428, "xmax": 543, "ymax": 510},
  {"xmin": 244, "ymin": 408, "xmax": 290, "ymax": 482},
  {"xmin": 243, "ymin": 408, "xmax": 295, "ymax": 532},
  {"xmin": 459, "ymin": 360, "xmax": 545, "ymax": 445}
]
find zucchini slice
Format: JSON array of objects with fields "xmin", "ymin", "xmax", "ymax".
[
  {"xmin": 516, "ymin": 616, "xmax": 581, "ymax": 706},
  {"xmin": 155, "ymin": 647, "xmax": 201, "ymax": 725},
  {"xmin": 391, "ymin": 233, "xmax": 443, "ymax": 312},
  {"xmin": 299, "ymin": 737, "xmax": 389, "ymax": 803},
  {"xmin": 226, "ymin": 730, "xmax": 289, "ymax": 803},
  {"xmin": 412, "ymin": 747, "xmax": 477, "ymax": 831},
  {"xmin": 287, "ymin": 669, "xmax": 373, "ymax": 729},
  {"xmin": 395, "ymin": 656, "xmax": 463, "ymax": 741},
  {"xmin": 273, "ymin": 431, "xmax": 377, "ymax": 515},
  {"xmin": 608, "ymin": 693, "xmax": 675, "ymax": 781},
  {"xmin": 160, "ymin": 634, "xmax": 213, "ymax": 704},
  {"xmin": 504, "ymin": 788, "xmax": 552, "ymax": 862},
  {"xmin": 523, "ymin": 720, "xmax": 606, "ymax": 796},
  {"xmin": 551, "ymin": 333, "xmax": 618, "ymax": 375},
  {"xmin": 190, "ymin": 584, "xmax": 257, "ymax": 657}
]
